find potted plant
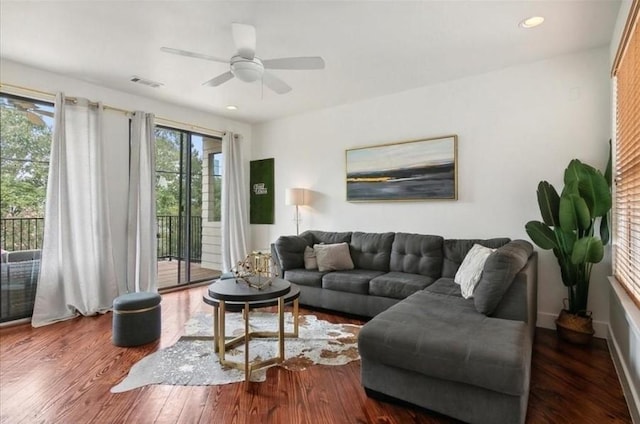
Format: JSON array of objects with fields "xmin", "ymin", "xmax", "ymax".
[{"xmin": 525, "ymin": 157, "xmax": 611, "ymax": 344}]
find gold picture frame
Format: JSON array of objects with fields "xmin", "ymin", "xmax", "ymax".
[{"xmin": 346, "ymin": 134, "xmax": 458, "ymax": 201}]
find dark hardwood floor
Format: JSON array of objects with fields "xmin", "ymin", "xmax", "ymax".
[{"xmin": 0, "ymin": 286, "xmax": 632, "ymax": 424}]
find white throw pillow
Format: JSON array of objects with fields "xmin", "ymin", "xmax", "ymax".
[
  {"xmin": 304, "ymin": 246, "xmax": 318, "ymax": 270},
  {"xmin": 455, "ymin": 244, "xmax": 495, "ymax": 299},
  {"xmin": 314, "ymin": 242, "xmax": 354, "ymax": 272}
]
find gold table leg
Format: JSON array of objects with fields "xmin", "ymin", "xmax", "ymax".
[
  {"xmin": 213, "ymin": 305, "xmax": 219, "ymax": 353},
  {"xmin": 244, "ymin": 301, "xmax": 250, "ymax": 381},
  {"xmin": 213, "ymin": 294, "xmax": 300, "ymax": 382}
]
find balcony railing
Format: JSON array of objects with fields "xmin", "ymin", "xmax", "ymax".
[
  {"xmin": 1, "ymin": 217, "xmax": 45, "ymax": 252},
  {"xmin": 1, "ymin": 216, "xmax": 203, "ymax": 262},
  {"xmin": 156, "ymin": 215, "xmax": 203, "ymax": 262}
]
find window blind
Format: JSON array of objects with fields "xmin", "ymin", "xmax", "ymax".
[{"xmin": 613, "ymin": 1, "xmax": 640, "ymax": 308}]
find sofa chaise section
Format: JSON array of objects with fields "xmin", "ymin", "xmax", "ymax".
[{"xmin": 358, "ymin": 239, "xmax": 536, "ymax": 424}]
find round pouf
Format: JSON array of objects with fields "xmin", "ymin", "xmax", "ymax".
[{"xmin": 112, "ymin": 292, "xmax": 162, "ymax": 347}]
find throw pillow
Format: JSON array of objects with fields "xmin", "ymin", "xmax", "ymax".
[
  {"xmin": 454, "ymin": 244, "xmax": 495, "ymax": 299},
  {"xmin": 304, "ymin": 246, "xmax": 318, "ymax": 270},
  {"xmin": 314, "ymin": 242, "xmax": 354, "ymax": 272}
]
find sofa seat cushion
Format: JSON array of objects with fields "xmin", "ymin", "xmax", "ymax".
[
  {"xmin": 284, "ymin": 269, "xmax": 327, "ymax": 288},
  {"xmin": 369, "ymin": 272, "xmax": 435, "ymax": 300},
  {"xmin": 322, "ymin": 269, "xmax": 385, "ymax": 294},
  {"xmin": 423, "ymin": 278, "xmax": 463, "ymax": 298},
  {"xmin": 358, "ymin": 290, "xmax": 530, "ymax": 396}
]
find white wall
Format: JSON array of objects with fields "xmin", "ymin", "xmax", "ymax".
[
  {"xmin": 251, "ymin": 47, "xmax": 612, "ymax": 335},
  {"xmin": 0, "ymin": 59, "xmax": 252, "ymax": 291}
]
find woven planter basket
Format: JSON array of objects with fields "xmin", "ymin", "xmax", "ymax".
[{"xmin": 555, "ymin": 309, "xmax": 594, "ymax": 345}]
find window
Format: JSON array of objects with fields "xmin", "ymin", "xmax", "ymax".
[
  {"xmin": 612, "ymin": 4, "xmax": 640, "ymax": 308},
  {"xmin": 0, "ymin": 93, "xmax": 54, "ymax": 322}
]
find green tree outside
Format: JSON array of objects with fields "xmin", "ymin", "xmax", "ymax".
[{"xmin": 0, "ymin": 107, "xmax": 52, "ymax": 219}]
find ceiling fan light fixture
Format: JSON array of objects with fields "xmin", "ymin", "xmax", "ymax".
[
  {"xmin": 231, "ymin": 57, "xmax": 264, "ymax": 82},
  {"xmin": 519, "ymin": 16, "xmax": 545, "ymax": 29}
]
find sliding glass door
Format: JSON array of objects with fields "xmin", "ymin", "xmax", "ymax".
[
  {"xmin": 0, "ymin": 94, "xmax": 54, "ymax": 322},
  {"xmin": 155, "ymin": 127, "xmax": 222, "ymax": 289}
]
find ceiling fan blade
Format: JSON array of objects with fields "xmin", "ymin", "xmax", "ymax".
[
  {"xmin": 26, "ymin": 111, "xmax": 46, "ymax": 127},
  {"xmin": 160, "ymin": 47, "xmax": 228, "ymax": 63},
  {"xmin": 11, "ymin": 99, "xmax": 38, "ymax": 110},
  {"xmin": 203, "ymin": 71, "xmax": 234, "ymax": 87},
  {"xmin": 262, "ymin": 71, "xmax": 292, "ymax": 95},
  {"xmin": 232, "ymin": 23, "xmax": 256, "ymax": 60},
  {"xmin": 262, "ymin": 57, "xmax": 325, "ymax": 70}
]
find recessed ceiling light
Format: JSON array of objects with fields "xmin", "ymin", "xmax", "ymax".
[
  {"xmin": 519, "ymin": 16, "xmax": 545, "ymax": 29},
  {"xmin": 226, "ymin": 105, "xmax": 238, "ymax": 111}
]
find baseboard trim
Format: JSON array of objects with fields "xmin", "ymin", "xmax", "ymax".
[
  {"xmin": 608, "ymin": 324, "xmax": 640, "ymax": 424},
  {"xmin": 537, "ymin": 311, "xmax": 608, "ymax": 339}
]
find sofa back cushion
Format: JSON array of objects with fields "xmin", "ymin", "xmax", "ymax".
[
  {"xmin": 349, "ymin": 232, "xmax": 395, "ymax": 272},
  {"xmin": 389, "ymin": 233, "xmax": 444, "ymax": 278},
  {"xmin": 274, "ymin": 235, "xmax": 309, "ymax": 270},
  {"xmin": 474, "ymin": 240, "xmax": 534, "ymax": 315},
  {"xmin": 442, "ymin": 238, "xmax": 510, "ymax": 278},
  {"xmin": 300, "ymin": 230, "xmax": 352, "ymax": 246}
]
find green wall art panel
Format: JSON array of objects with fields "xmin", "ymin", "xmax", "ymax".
[{"xmin": 250, "ymin": 158, "xmax": 275, "ymax": 224}]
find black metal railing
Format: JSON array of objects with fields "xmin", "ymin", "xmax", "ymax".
[
  {"xmin": 1, "ymin": 217, "xmax": 45, "ymax": 252},
  {"xmin": 1, "ymin": 216, "xmax": 203, "ymax": 262},
  {"xmin": 156, "ymin": 215, "xmax": 203, "ymax": 262}
]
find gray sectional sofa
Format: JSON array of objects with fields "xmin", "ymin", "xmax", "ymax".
[{"xmin": 272, "ymin": 230, "xmax": 537, "ymax": 424}]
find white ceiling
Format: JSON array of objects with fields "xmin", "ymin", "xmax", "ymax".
[{"xmin": 0, "ymin": 1, "xmax": 621, "ymax": 124}]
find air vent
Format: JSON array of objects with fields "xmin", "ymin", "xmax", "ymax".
[{"xmin": 130, "ymin": 76, "xmax": 163, "ymax": 88}]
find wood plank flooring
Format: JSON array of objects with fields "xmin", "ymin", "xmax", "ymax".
[
  {"xmin": 156, "ymin": 260, "xmax": 220, "ymax": 289},
  {"xmin": 0, "ymin": 286, "xmax": 632, "ymax": 424}
]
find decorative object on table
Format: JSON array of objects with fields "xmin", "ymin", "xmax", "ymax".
[
  {"xmin": 110, "ymin": 311, "xmax": 361, "ymax": 392},
  {"xmin": 525, "ymin": 155, "xmax": 612, "ymax": 344},
  {"xmin": 249, "ymin": 158, "xmax": 275, "ymax": 224},
  {"xmin": 285, "ymin": 188, "xmax": 308, "ymax": 235},
  {"xmin": 346, "ymin": 134, "xmax": 458, "ymax": 201},
  {"xmin": 232, "ymin": 251, "xmax": 277, "ymax": 289}
]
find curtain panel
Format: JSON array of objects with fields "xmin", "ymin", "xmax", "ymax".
[
  {"xmin": 32, "ymin": 93, "xmax": 118, "ymax": 327},
  {"xmin": 221, "ymin": 132, "xmax": 249, "ymax": 272},
  {"xmin": 126, "ymin": 112, "xmax": 157, "ymax": 293}
]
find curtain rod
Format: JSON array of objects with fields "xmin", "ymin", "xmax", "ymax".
[{"xmin": 0, "ymin": 82, "xmax": 225, "ymax": 137}]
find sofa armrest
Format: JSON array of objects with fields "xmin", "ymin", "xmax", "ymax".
[
  {"xmin": 491, "ymin": 251, "xmax": 538, "ymax": 341},
  {"xmin": 273, "ymin": 235, "xmax": 308, "ymax": 272}
]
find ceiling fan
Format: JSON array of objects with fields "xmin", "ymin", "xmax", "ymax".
[
  {"xmin": 2, "ymin": 98, "xmax": 53, "ymax": 127},
  {"xmin": 161, "ymin": 23, "xmax": 325, "ymax": 94}
]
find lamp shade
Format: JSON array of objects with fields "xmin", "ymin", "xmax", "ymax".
[{"xmin": 285, "ymin": 188, "xmax": 306, "ymax": 206}]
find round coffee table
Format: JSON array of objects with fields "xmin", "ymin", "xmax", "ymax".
[{"xmin": 206, "ymin": 277, "xmax": 293, "ymax": 380}]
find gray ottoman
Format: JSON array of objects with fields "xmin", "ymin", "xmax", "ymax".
[{"xmin": 112, "ymin": 292, "xmax": 162, "ymax": 347}]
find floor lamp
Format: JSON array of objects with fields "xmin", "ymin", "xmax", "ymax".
[{"xmin": 285, "ymin": 188, "xmax": 307, "ymax": 235}]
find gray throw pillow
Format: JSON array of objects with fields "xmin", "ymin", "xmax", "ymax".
[
  {"xmin": 474, "ymin": 240, "xmax": 533, "ymax": 315},
  {"xmin": 304, "ymin": 246, "xmax": 318, "ymax": 270},
  {"xmin": 314, "ymin": 242, "xmax": 354, "ymax": 272}
]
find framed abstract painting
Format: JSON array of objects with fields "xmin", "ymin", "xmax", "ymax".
[{"xmin": 346, "ymin": 135, "xmax": 458, "ymax": 201}]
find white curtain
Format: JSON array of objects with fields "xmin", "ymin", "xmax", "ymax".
[
  {"xmin": 32, "ymin": 93, "xmax": 118, "ymax": 327},
  {"xmin": 126, "ymin": 112, "xmax": 157, "ymax": 293},
  {"xmin": 221, "ymin": 132, "xmax": 249, "ymax": 272}
]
